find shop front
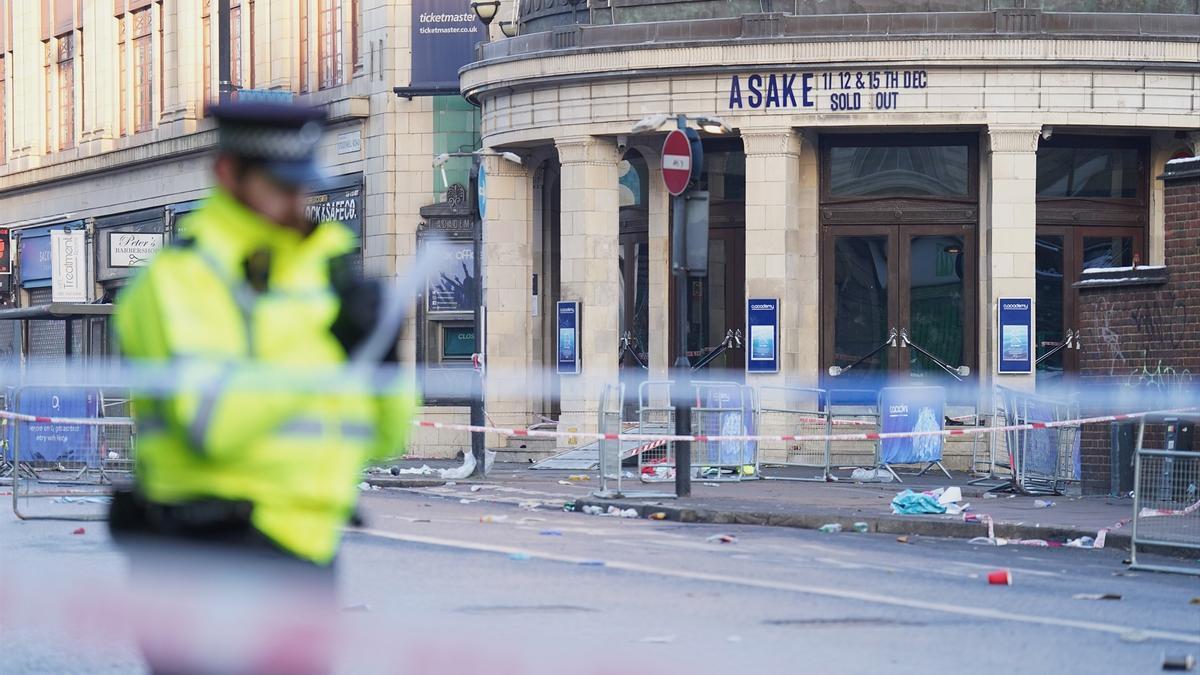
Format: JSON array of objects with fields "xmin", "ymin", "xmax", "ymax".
[{"xmin": 457, "ymin": 3, "xmax": 1199, "ymax": 444}]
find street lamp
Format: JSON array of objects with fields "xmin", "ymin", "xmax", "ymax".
[
  {"xmin": 628, "ymin": 113, "xmax": 729, "ymax": 498},
  {"xmin": 471, "ymin": 0, "xmax": 501, "ymax": 42},
  {"xmin": 433, "ymin": 150, "xmax": 522, "ymax": 193},
  {"xmin": 499, "ymin": 21, "xmax": 518, "ymax": 38}
]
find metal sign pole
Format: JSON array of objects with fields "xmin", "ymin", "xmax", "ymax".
[{"xmin": 671, "ymin": 115, "xmax": 692, "ymax": 498}]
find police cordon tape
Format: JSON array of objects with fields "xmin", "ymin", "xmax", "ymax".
[{"xmin": 3, "ymin": 406, "xmax": 1196, "ymax": 444}]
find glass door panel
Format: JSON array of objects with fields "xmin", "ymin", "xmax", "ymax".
[
  {"xmin": 829, "ymin": 234, "xmax": 893, "ymax": 387},
  {"xmin": 1036, "ymin": 234, "xmax": 1066, "ymax": 381},
  {"xmin": 905, "ymin": 234, "xmax": 967, "ymax": 384}
]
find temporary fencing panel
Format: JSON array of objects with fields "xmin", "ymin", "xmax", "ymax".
[
  {"xmin": 637, "ymin": 380, "xmax": 675, "ymax": 483},
  {"xmin": 689, "ymin": 381, "xmax": 755, "ymax": 482},
  {"xmin": 754, "ymin": 386, "xmax": 832, "ymax": 481},
  {"xmin": 8, "ymin": 386, "xmax": 135, "ymax": 521},
  {"xmin": 828, "ymin": 390, "xmax": 880, "ymax": 472},
  {"xmin": 992, "ymin": 386, "xmax": 1079, "ymax": 495},
  {"xmin": 1130, "ymin": 415, "xmax": 1200, "ymax": 576}
]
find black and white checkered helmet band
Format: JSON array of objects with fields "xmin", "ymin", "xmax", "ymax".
[{"xmin": 219, "ymin": 121, "xmax": 323, "ymax": 161}]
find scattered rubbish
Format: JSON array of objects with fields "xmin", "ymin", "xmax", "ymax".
[
  {"xmin": 578, "ymin": 560, "xmax": 606, "ymax": 567},
  {"xmin": 1189, "ymin": 597, "xmax": 1200, "ymax": 605},
  {"xmin": 357, "ymin": 481, "xmax": 371, "ymax": 491},
  {"xmin": 518, "ymin": 501, "xmax": 542, "ymax": 511},
  {"xmin": 706, "ymin": 534, "xmax": 737, "ymax": 544},
  {"xmin": 607, "ymin": 506, "xmax": 638, "ymax": 518},
  {"xmin": 582, "ymin": 505, "xmax": 604, "ymax": 516},
  {"xmin": 1035, "ymin": 500, "xmax": 1056, "ymax": 508},
  {"xmin": 1112, "ymin": 571, "xmax": 1139, "ymax": 578},
  {"xmin": 963, "ymin": 513, "xmax": 983, "ymax": 523},
  {"xmin": 1016, "ymin": 539, "xmax": 1049, "ymax": 547},
  {"xmin": 1120, "ymin": 631, "xmax": 1148, "ymax": 643},
  {"xmin": 703, "ymin": 483, "xmax": 721, "ymax": 488},
  {"xmin": 983, "ymin": 493, "xmax": 999, "ymax": 499},
  {"xmin": 557, "ymin": 481, "xmax": 575, "ymax": 486},
  {"xmin": 539, "ymin": 530, "xmax": 563, "ymax": 536},
  {"xmin": 439, "ymin": 453, "xmax": 477, "ymax": 480},
  {"xmin": 986, "ymin": 569, "xmax": 1012, "ymax": 586},
  {"xmin": 1072, "ymin": 593, "xmax": 1121, "ymax": 601},
  {"xmin": 1162, "ymin": 654, "xmax": 1195, "ymax": 672},
  {"xmin": 484, "ymin": 449, "xmax": 496, "ymax": 476},
  {"xmin": 850, "ymin": 468, "xmax": 894, "ymax": 483},
  {"xmin": 562, "ymin": 501, "xmax": 576, "ymax": 512},
  {"xmin": 968, "ymin": 537, "xmax": 999, "ymax": 546},
  {"xmin": 390, "ymin": 464, "xmax": 435, "ymax": 476},
  {"xmin": 567, "ymin": 474, "xmax": 591, "ymax": 482},
  {"xmin": 649, "ymin": 512, "xmax": 668, "ymax": 520},
  {"xmin": 459, "ymin": 499, "xmax": 477, "ymax": 504},
  {"xmin": 445, "ymin": 482, "xmax": 457, "ymax": 487},
  {"xmin": 937, "ymin": 487, "xmax": 963, "ymax": 506},
  {"xmin": 1065, "ymin": 536, "xmax": 1097, "ymax": 549},
  {"xmin": 1094, "ymin": 530, "xmax": 1108, "ymax": 549},
  {"xmin": 623, "ymin": 471, "xmax": 636, "ymax": 479},
  {"xmin": 342, "ymin": 604, "xmax": 371, "ymax": 612},
  {"xmin": 470, "ymin": 485, "xmax": 487, "ymax": 492},
  {"xmin": 508, "ymin": 552, "xmax": 531, "ymax": 561},
  {"xmin": 480, "ymin": 515, "xmax": 508, "ymax": 523},
  {"xmin": 727, "ymin": 635, "xmax": 743, "ymax": 643},
  {"xmin": 853, "ymin": 522, "xmax": 869, "ymax": 533},
  {"xmin": 107, "ymin": 451, "xmax": 120, "ymax": 461},
  {"xmin": 818, "ymin": 523, "xmax": 843, "ymax": 534},
  {"xmin": 54, "ymin": 496, "xmax": 112, "ymax": 505},
  {"xmin": 639, "ymin": 635, "xmax": 676, "ymax": 644},
  {"xmin": 896, "ymin": 536, "xmax": 910, "ymax": 544},
  {"xmin": 71, "ymin": 528, "xmax": 86, "ymax": 535},
  {"xmin": 891, "ymin": 489, "xmax": 947, "ymax": 515}
]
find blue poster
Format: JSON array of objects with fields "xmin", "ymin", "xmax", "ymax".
[
  {"xmin": 746, "ymin": 298, "xmax": 779, "ymax": 373},
  {"xmin": 557, "ymin": 301, "xmax": 580, "ymax": 375},
  {"xmin": 998, "ymin": 297, "xmax": 1033, "ymax": 374},
  {"xmin": 8, "ymin": 389, "xmax": 100, "ymax": 464},
  {"xmin": 410, "ymin": 0, "xmax": 484, "ymax": 89},
  {"xmin": 879, "ymin": 386, "xmax": 945, "ymax": 465}
]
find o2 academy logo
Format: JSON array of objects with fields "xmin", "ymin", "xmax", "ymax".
[{"xmin": 727, "ymin": 74, "xmax": 815, "ymax": 110}]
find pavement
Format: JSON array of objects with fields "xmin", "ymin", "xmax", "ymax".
[
  {"xmin": 4, "ymin": 488, "xmax": 1200, "ymax": 674},
  {"xmin": 367, "ymin": 460, "xmax": 1151, "ymax": 551}
]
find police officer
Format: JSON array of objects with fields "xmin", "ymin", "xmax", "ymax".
[{"xmin": 108, "ymin": 101, "xmax": 417, "ymax": 674}]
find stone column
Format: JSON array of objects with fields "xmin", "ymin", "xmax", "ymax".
[
  {"xmin": 481, "ymin": 152, "xmax": 536, "ymax": 446},
  {"xmin": 986, "ymin": 126, "xmax": 1041, "ymax": 392},
  {"xmin": 555, "ymin": 136, "xmax": 621, "ymax": 444},
  {"xmin": 742, "ymin": 128, "xmax": 819, "ymax": 395}
]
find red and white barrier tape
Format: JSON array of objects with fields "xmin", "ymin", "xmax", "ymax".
[
  {"xmin": 414, "ymin": 406, "xmax": 1198, "ymax": 445},
  {"xmin": 0, "ymin": 410, "xmax": 135, "ymax": 427}
]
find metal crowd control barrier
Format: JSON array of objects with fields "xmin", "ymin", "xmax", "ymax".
[
  {"xmin": 9, "ymin": 386, "xmax": 136, "ymax": 521},
  {"xmin": 1130, "ymin": 414, "xmax": 1200, "ymax": 575},
  {"xmin": 690, "ymin": 381, "xmax": 756, "ymax": 482},
  {"xmin": 596, "ymin": 383, "xmax": 673, "ymax": 498},
  {"xmin": 755, "ymin": 387, "xmax": 832, "ymax": 481},
  {"xmin": 990, "ymin": 386, "xmax": 1079, "ymax": 495},
  {"xmin": 828, "ymin": 390, "xmax": 881, "ymax": 476},
  {"xmin": 637, "ymin": 380, "xmax": 676, "ymax": 483}
]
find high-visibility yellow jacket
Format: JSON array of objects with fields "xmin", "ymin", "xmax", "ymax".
[{"xmin": 114, "ymin": 190, "xmax": 417, "ymax": 564}]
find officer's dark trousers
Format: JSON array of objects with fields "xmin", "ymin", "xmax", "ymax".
[{"xmin": 109, "ymin": 492, "xmax": 337, "ymax": 675}]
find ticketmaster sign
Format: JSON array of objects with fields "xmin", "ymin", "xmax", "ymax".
[{"xmin": 411, "ymin": 0, "xmax": 482, "ymax": 89}]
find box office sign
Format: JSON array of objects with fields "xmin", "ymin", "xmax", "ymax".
[
  {"xmin": 51, "ymin": 229, "xmax": 88, "ymax": 303},
  {"xmin": 305, "ymin": 183, "xmax": 362, "ymax": 239},
  {"xmin": 109, "ymin": 232, "xmax": 163, "ymax": 268}
]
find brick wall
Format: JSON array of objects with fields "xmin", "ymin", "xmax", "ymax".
[{"xmin": 1076, "ymin": 156, "xmax": 1200, "ymax": 494}]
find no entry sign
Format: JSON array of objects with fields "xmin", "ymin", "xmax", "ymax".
[{"xmin": 661, "ymin": 129, "xmax": 692, "ymax": 196}]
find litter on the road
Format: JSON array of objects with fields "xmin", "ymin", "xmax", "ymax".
[
  {"xmin": 891, "ymin": 489, "xmax": 946, "ymax": 515},
  {"xmin": 509, "ymin": 552, "xmax": 531, "ymax": 561},
  {"xmin": 850, "ymin": 467, "xmax": 894, "ymax": 483},
  {"xmin": 459, "ymin": 498, "xmax": 477, "ymax": 504},
  {"xmin": 480, "ymin": 515, "xmax": 508, "ymax": 523},
  {"xmin": 1035, "ymin": 499, "xmax": 1056, "ymax": 508},
  {"xmin": 1065, "ymin": 536, "xmax": 1098, "ymax": 549},
  {"xmin": 983, "ymin": 492, "xmax": 999, "ymax": 499},
  {"xmin": 818, "ymin": 523, "xmax": 843, "ymax": 533},
  {"xmin": 648, "ymin": 512, "xmax": 668, "ymax": 520},
  {"xmin": 607, "ymin": 506, "xmax": 638, "ymax": 518},
  {"xmin": 578, "ymin": 560, "xmax": 606, "ymax": 567},
  {"xmin": 853, "ymin": 522, "xmax": 869, "ymax": 533},
  {"xmin": 71, "ymin": 527, "xmax": 86, "ymax": 535},
  {"xmin": 987, "ymin": 569, "xmax": 1012, "ymax": 586},
  {"xmin": 1072, "ymin": 593, "xmax": 1122, "ymax": 601},
  {"xmin": 703, "ymin": 482, "xmax": 721, "ymax": 487},
  {"xmin": 706, "ymin": 534, "xmax": 737, "ymax": 544},
  {"xmin": 567, "ymin": 474, "xmax": 590, "ymax": 482},
  {"xmin": 54, "ymin": 496, "xmax": 112, "ymax": 504},
  {"xmin": 896, "ymin": 536, "xmax": 911, "ymax": 544},
  {"xmin": 539, "ymin": 530, "xmax": 563, "ymax": 536},
  {"xmin": 1190, "ymin": 597, "xmax": 1200, "ymax": 605},
  {"xmin": 1162, "ymin": 654, "xmax": 1195, "ymax": 672},
  {"xmin": 581, "ymin": 505, "xmax": 604, "ymax": 515}
]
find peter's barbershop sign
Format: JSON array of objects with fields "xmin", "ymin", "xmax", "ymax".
[{"xmin": 727, "ymin": 70, "xmax": 928, "ymax": 111}]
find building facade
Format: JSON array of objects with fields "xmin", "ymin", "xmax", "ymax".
[
  {"xmin": 0, "ymin": 0, "xmax": 505, "ymax": 457},
  {"xmin": 461, "ymin": 1, "xmax": 1200, "ymax": 462}
]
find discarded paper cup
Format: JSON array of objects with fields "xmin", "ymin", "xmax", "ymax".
[
  {"xmin": 987, "ymin": 569, "xmax": 1012, "ymax": 586},
  {"xmin": 1162, "ymin": 654, "xmax": 1196, "ymax": 671}
]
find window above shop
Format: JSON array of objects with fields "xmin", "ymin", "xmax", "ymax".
[
  {"xmin": 1036, "ymin": 146, "xmax": 1140, "ymax": 200},
  {"xmin": 828, "ymin": 145, "xmax": 970, "ymax": 198}
]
